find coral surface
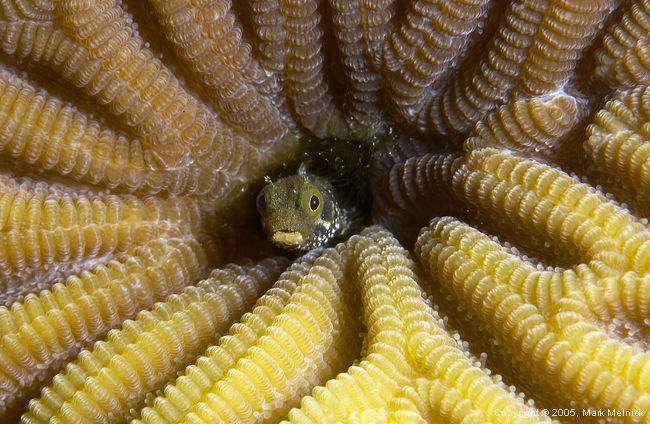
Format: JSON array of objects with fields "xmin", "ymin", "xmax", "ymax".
[{"xmin": 2, "ymin": 0, "xmax": 650, "ymax": 423}]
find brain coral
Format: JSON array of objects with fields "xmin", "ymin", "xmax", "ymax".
[{"xmin": 1, "ymin": 0, "xmax": 650, "ymax": 423}]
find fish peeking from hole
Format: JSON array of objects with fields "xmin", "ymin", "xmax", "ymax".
[
  {"xmin": 256, "ymin": 135, "xmax": 380, "ymax": 250},
  {"xmin": 256, "ymin": 168, "xmax": 351, "ymax": 251}
]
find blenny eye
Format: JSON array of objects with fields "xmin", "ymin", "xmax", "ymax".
[
  {"xmin": 302, "ymin": 186, "xmax": 323, "ymax": 217},
  {"xmin": 256, "ymin": 192, "xmax": 267, "ymax": 213},
  {"xmin": 309, "ymin": 195, "xmax": 320, "ymax": 211}
]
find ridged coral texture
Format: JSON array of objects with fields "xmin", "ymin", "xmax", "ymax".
[{"xmin": 2, "ymin": 0, "xmax": 650, "ymax": 424}]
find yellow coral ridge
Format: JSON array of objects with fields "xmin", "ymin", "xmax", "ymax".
[
  {"xmin": 417, "ymin": 217, "xmax": 650, "ymax": 418},
  {"xmin": 148, "ymin": 0, "xmax": 289, "ymax": 146},
  {"xmin": 288, "ymin": 227, "xmax": 546, "ymax": 423},
  {"xmin": 280, "ymin": 0, "xmax": 345, "ymax": 138},
  {"xmin": 0, "ymin": 0, "xmax": 281, "ymax": 204},
  {"xmin": 0, "ymin": 16, "xmax": 256, "ymax": 203},
  {"xmin": 246, "ymin": 0, "xmax": 292, "ymax": 124},
  {"xmin": 0, "ymin": 172, "xmax": 203, "ymax": 303},
  {"xmin": 450, "ymin": 149, "xmax": 646, "ymax": 270},
  {"xmin": 585, "ymin": 83, "xmax": 650, "ymax": 202},
  {"xmin": 247, "ymin": 0, "xmax": 346, "ymax": 138},
  {"xmin": 0, "ymin": 237, "xmax": 207, "ymax": 413},
  {"xmin": 20, "ymin": 257, "xmax": 288, "ymax": 424},
  {"xmin": 426, "ymin": 0, "xmax": 612, "ymax": 134},
  {"xmin": 135, "ymin": 246, "xmax": 353, "ymax": 424},
  {"xmin": 2, "ymin": 1, "xmax": 650, "ymax": 423},
  {"xmin": 376, "ymin": 148, "xmax": 650, "ymax": 326},
  {"xmin": 465, "ymin": 94, "xmax": 586, "ymax": 159},
  {"xmin": 55, "ymin": 0, "xmax": 215, "ymax": 153},
  {"xmin": 372, "ymin": 151, "xmax": 464, "ymax": 246},
  {"xmin": 384, "ymin": 0, "xmax": 490, "ymax": 129},
  {"xmin": 0, "ymin": 0, "xmax": 55, "ymax": 22},
  {"xmin": 0, "ymin": 61, "xmax": 220, "ymax": 196},
  {"xmin": 379, "ymin": 148, "xmax": 650, "ymax": 268},
  {"xmin": 596, "ymin": 0, "xmax": 650, "ymax": 88},
  {"xmin": 329, "ymin": 0, "xmax": 393, "ymax": 134}
]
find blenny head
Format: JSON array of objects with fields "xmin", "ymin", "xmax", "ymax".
[{"xmin": 256, "ymin": 173, "xmax": 342, "ymax": 251}]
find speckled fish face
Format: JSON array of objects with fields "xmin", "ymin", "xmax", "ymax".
[{"xmin": 256, "ymin": 174, "xmax": 341, "ymax": 250}]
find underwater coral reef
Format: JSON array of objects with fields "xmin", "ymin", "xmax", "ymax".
[{"xmin": 1, "ymin": 0, "xmax": 650, "ymax": 423}]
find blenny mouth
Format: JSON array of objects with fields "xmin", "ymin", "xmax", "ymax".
[{"xmin": 271, "ymin": 231, "xmax": 305, "ymax": 247}]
